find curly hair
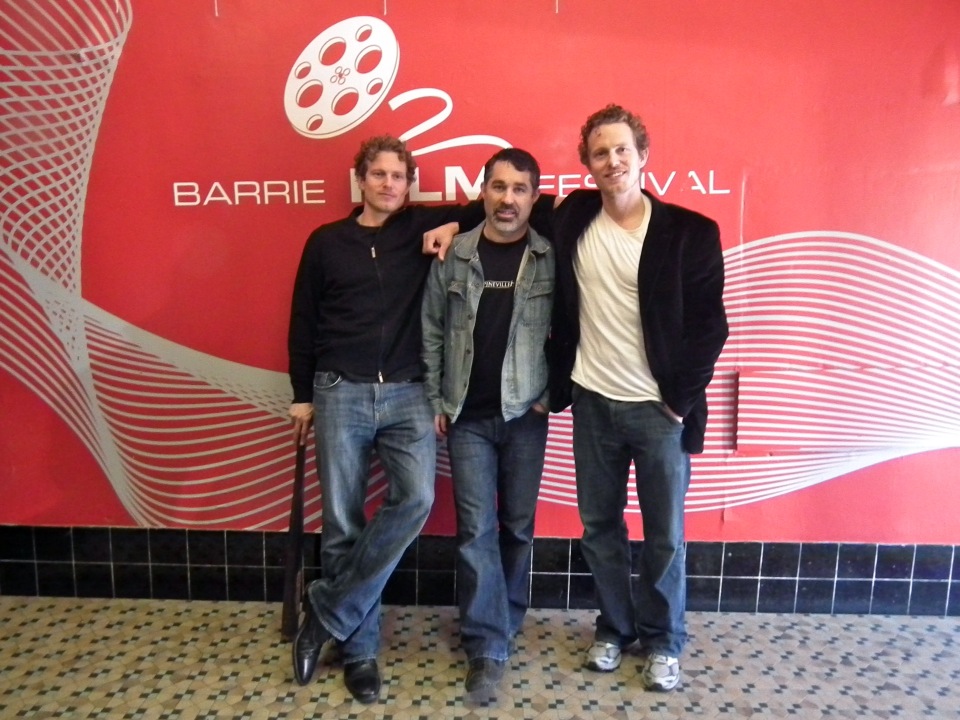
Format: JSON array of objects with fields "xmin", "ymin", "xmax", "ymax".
[
  {"xmin": 577, "ymin": 104, "xmax": 650, "ymax": 166},
  {"xmin": 353, "ymin": 135, "xmax": 417, "ymax": 184}
]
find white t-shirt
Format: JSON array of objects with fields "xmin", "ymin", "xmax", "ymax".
[{"xmin": 571, "ymin": 194, "xmax": 661, "ymax": 402}]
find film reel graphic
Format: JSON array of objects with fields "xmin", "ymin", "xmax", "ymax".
[
  {"xmin": 284, "ymin": 16, "xmax": 399, "ymax": 139},
  {"xmin": 285, "ymin": 16, "xmax": 510, "ymax": 154}
]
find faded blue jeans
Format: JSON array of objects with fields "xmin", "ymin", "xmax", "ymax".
[
  {"xmin": 307, "ymin": 373, "xmax": 436, "ymax": 663},
  {"xmin": 571, "ymin": 384, "xmax": 691, "ymax": 657},
  {"xmin": 446, "ymin": 408, "xmax": 548, "ymax": 662}
]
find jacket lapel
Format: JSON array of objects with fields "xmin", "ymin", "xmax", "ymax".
[{"xmin": 638, "ymin": 191, "xmax": 671, "ymax": 309}]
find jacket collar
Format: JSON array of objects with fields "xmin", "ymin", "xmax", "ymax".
[
  {"xmin": 454, "ymin": 221, "xmax": 549, "ymax": 259},
  {"xmin": 576, "ymin": 188, "xmax": 664, "ymax": 227},
  {"xmin": 348, "ymin": 203, "xmax": 411, "ymax": 227}
]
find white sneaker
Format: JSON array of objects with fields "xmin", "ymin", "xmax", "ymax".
[
  {"xmin": 643, "ymin": 653, "xmax": 680, "ymax": 691},
  {"xmin": 583, "ymin": 641, "xmax": 621, "ymax": 672}
]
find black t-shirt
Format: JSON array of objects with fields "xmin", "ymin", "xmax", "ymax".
[{"xmin": 459, "ymin": 233, "xmax": 527, "ymax": 421}]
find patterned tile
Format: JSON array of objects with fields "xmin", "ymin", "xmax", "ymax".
[{"xmin": 1, "ymin": 598, "xmax": 959, "ymax": 718}]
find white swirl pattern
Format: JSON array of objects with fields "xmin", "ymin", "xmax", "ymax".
[{"xmin": 2, "ymin": 3, "xmax": 958, "ymax": 528}]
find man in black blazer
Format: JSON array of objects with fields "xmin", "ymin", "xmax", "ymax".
[{"xmin": 549, "ymin": 104, "xmax": 728, "ymax": 692}]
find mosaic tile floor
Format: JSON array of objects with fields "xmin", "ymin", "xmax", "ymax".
[{"xmin": 2, "ymin": 597, "xmax": 959, "ymax": 719}]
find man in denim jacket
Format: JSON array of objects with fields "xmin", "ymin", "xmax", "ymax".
[{"xmin": 421, "ymin": 147, "xmax": 554, "ymax": 701}]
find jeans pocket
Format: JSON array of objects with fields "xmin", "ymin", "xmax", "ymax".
[
  {"xmin": 314, "ymin": 371, "xmax": 342, "ymax": 392},
  {"xmin": 571, "ymin": 382, "xmax": 583, "ymax": 407},
  {"xmin": 653, "ymin": 401, "xmax": 683, "ymax": 425}
]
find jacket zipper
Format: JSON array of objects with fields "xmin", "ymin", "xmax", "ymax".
[{"xmin": 371, "ymin": 240, "xmax": 386, "ymax": 383}]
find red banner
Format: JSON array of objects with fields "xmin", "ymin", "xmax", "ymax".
[{"xmin": 2, "ymin": 0, "xmax": 959, "ymax": 541}]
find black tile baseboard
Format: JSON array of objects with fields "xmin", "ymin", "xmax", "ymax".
[
  {"xmin": 724, "ymin": 543, "xmax": 762, "ymax": 578},
  {"xmin": 758, "ymin": 578, "xmax": 796, "ymax": 613},
  {"xmin": 1, "ymin": 527, "xmax": 958, "ymax": 617},
  {"xmin": 837, "ymin": 544, "xmax": 876, "ymax": 580},
  {"xmin": 761, "ymin": 543, "xmax": 801, "ymax": 578},
  {"xmin": 834, "ymin": 579, "xmax": 872, "ymax": 614},
  {"xmin": 686, "ymin": 542, "xmax": 723, "ymax": 577},
  {"xmin": 799, "ymin": 543, "xmax": 839, "ymax": 579},
  {"xmin": 914, "ymin": 546, "xmax": 952, "ymax": 580},
  {"xmin": 686, "ymin": 576, "xmax": 721, "ymax": 612}
]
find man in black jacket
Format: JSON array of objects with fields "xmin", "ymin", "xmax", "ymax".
[
  {"xmin": 549, "ymin": 105, "xmax": 728, "ymax": 691},
  {"xmin": 287, "ymin": 135, "xmax": 482, "ymax": 703}
]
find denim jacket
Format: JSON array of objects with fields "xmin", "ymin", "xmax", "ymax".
[{"xmin": 421, "ymin": 222, "xmax": 554, "ymax": 423}]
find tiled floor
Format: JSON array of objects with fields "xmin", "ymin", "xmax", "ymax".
[{"xmin": 2, "ymin": 597, "xmax": 959, "ymax": 719}]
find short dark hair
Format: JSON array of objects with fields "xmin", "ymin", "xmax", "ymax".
[
  {"xmin": 353, "ymin": 135, "xmax": 417, "ymax": 184},
  {"xmin": 482, "ymin": 147, "xmax": 541, "ymax": 190},
  {"xmin": 577, "ymin": 104, "xmax": 650, "ymax": 166}
]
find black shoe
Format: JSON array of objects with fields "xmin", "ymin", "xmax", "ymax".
[
  {"xmin": 343, "ymin": 659, "xmax": 381, "ymax": 704},
  {"xmin": 465, "ymin": 657, "xmax": 504, "ymax": 699},
  {"xmin": 292, "ymin": 603, "xmax": 329, "ymax": 686}
]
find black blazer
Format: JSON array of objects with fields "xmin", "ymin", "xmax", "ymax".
[{"xmin": 548, "ymin": 189, "xmax": 728, "ymax": 454}]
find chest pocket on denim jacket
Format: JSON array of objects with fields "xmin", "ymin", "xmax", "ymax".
[
  {"xmin": 520, "ymin": 280, "xmax": 552, "ymax": 326},
  {"xmin": 447, "ymin": 281, "xmax": 470, "ymax": 330}
]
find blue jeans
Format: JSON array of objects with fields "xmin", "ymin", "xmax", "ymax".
[
  {"xmin": 307, "ymin": 373, "xmax": 436, "ymax": 663},
  {"xmin": 571, "ymin": 385, "xmax": 691, "ymax": 657},
  {"xmin": 446, "ymin": 408, "xmax": 548, "ymax": 662}
]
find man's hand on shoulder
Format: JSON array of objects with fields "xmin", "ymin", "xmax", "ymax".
[{"xmin": 423, "ymin": 222, "xmax": 459, "ymax": 261}]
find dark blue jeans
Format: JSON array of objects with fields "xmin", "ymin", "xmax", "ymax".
[
  {"xmin": 307, "ymin": 374, "xmax": 436, "ymax": 663},
  {"xmin": 446, "ymin": 408, "xmax": 549, "ymax": 661},
  {"xmin": 571, "ymin": 385, "xmax": 691, "ymax": 657}
]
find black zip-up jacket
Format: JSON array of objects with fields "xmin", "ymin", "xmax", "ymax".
[{"xmin": 288, "ymin": 202, "xmax": 484, "ymax": 403}]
